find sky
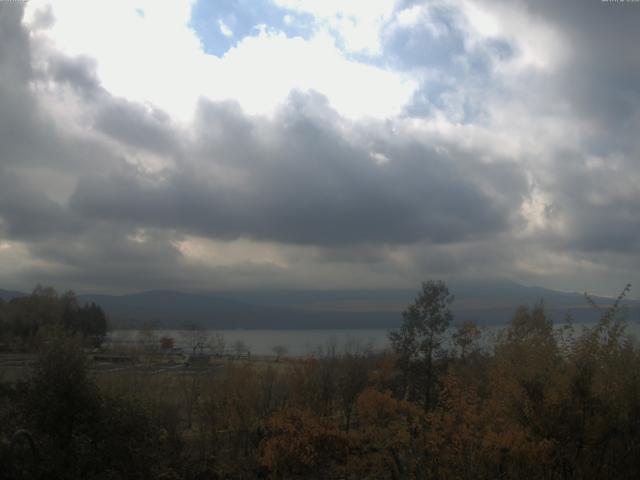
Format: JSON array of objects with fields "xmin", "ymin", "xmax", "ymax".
[{"xmin": 0, "ymin": 0, "xmax": 639, "ymax": 297}]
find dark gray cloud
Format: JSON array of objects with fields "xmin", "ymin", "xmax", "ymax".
[
  {"xmin": 501, "ymin": 0, "xmax": 640, "ymax": 256},
  {"xmin": 521, "ymin": 0, "xmax": 640, "ymax": 123},
  {"xmin": 94, "ymin": 98, "xmax": 181, "ymax": 155},
  {"xmin": 70, "ymin": 93, "xmax": 527, "ymax": 246},
  {"xmin": 494, "ymin": 0, "xmax": 640, "ymax": 170},
  {"xmin": 0, "ymin": 4, "xmax": 49, "ymax": 167},
  {"xmin": 48, "ymin": 54, "xmax": 101, "ymax": 98},
  {"xmin": 545, "ymin": 152, "xmax": 640, "ymax": 254},
  {"xmin": 20, "ymin": 224, "xmax": 295, "ymax": 293},
  {"xmin": 45, "ymin": 51, "xmax": 182, "ymax": 155},
  {"xmin": 28, "ymin": 225, "xmax": 184, "ymax": 276},
  {"xmin": 0, "ymin": 168, "xmax": 82, "ymax": 239},
  {"xmin": 0, "ymin": 7, "xmax": 122, "ymax": 172}
]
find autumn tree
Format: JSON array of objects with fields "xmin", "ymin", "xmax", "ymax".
[
  {"xmin": 337, "ymin": 339, "xmax": 371, "ymax": 432},
  {"xmin": 551, "ymin": 284, "xmax": 640, "ymax": 478},
  {"xmin": 260, "ymin": 408, "xmax": 347, "ymax": 478},
  {"xmin": 348, "ymin": 388, "xmax": 426, "ymax": 479},
  {"xmin": 424, "ymin": 372, "xmax": 485, "ymax": 479},
  {"xmin": 389, "ymin": 280, "xmax": 454, "ymax": 410}
]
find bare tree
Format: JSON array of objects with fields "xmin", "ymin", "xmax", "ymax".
[
  {"xmin": 179, "ymin": 369, "xmax": 205, "ymax": 430},
  {"xmin": 233, "ymin": 339, "xmax": 248, "ymax": 358},
  {"xmin": 138, "ymin": 320, "xmax": 158, "ymax": 351},
  {"xmin": 271, "ymin": 344, "xmax": 288, "ymax": 361},
  {"xmin": 182, "ymin": 322, "xmax": 211, "ymax": 356},
  {"xmin": 210, "ymin": 332, "xmax": 225, "ymax": 356}
]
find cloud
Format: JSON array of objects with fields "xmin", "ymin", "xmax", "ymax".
[
  {"xmin": 0, "ymin": 0, "xmax": 639, "ymax": 297},
  {"xmin": 69, "ymin": 92, "xmax": 527, "ymax": 246},
  {"xmin": 480, "ymin": 0, "xmax": 640, "ymax": 260},
  {"xmin": 273, "ymin": 0, "xmax": 397, "ymax": 54},
  {"xmin": 23, "ymin": 0, "xmax": 416, "ymax": 122},
  {"xmin": 0, "ymin": 169, "xmax": 81, "ymax": 240},
  {"xmin": 47, "ymin": 54, "xmax": 101, "ymax": 98},
  {"xmin": 93, "ymin": 98, "xmax": 181, "ymax": 155}
]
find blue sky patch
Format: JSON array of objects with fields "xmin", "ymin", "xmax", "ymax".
[{"xmin": 189, "ymin": 0, "xmax": 315, "ymax": 57}]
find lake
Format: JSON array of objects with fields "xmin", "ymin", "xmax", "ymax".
[
  {"xmin": 107, "ymin": 319, "xmax": 640, "ymax": 357},
  {"xmin": 107, "ymin": 328, "xmax": 392, "ymax": 356}
]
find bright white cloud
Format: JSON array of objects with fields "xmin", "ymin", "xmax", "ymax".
[
  {"xmin": 25, "ymin": 0, "xmax": 207, "ymax": 122},
  {"xmin": 207, "ymin": 30, "xmax": 416, "ymax": 118},
  {"xmin": 24, "ymin": 0, "xmax": 415, "ymax": 122}
]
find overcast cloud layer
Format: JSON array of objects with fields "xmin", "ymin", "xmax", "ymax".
[{"xmin": 0, "ymin": 0, "xmax": 639, "ymax": 296}]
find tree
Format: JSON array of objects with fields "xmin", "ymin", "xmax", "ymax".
[
  {"xmin": 138, "ymin": 320, "xmax": 158, "ymax": 351},
  {"xmin": 349, "ymin": 388, "xmax": 426, "ymax": 478},
  {"xmin": 4, "ymin": 286, "xmax": 106, "ymax": 349},
  {"xmin": 8, "ymin": 286, "xmax": 61, "ymax": 344},
  {"xmin": 179, "ymin": 369, "xmax": 204, "ymax": 430},
  {"xmin": 210, "ymin": 332, "xmax": 225, "ymax": 356},
  {"xmin": 79, "ymin": 302, "xmax": 107, "ymax": 347},
  {"xmin": 182, "ymin": 322, "xmax": 211, "ymax": 356},
  {"xmin": 389, "ymin": 280, "xmax": 453, "ymax": 410},
  {"xmin": 338, "ymin": 339, "xmax": 371, "ymax": 432},
  {"xmin": 233, "ymin": 339, "xmax": 248, "ymax": 358},
  {"xmin": 25, "ymin": 327, "xmax": 101, "ymax": 476},
  {"xmin": 21, "ymin": 326, "xmax": 179, "ymax": 478},
  {"xmin": 260, "ymin": 408, "xmax": 347, "ymax": 478},
  {"xmin": 160, "ymin": 335, "xmax": 175, "ymax": 350},
  {"xmin": 271, "ymin": 344, "xmax": 288, "ymax": 361},
  {"xmin": 0, "ymin": 298, "xmax": 8, "ymax": 345},
  {"xmin": 452, "ymin": 320, "xmax": 481, "ymax": 360}
]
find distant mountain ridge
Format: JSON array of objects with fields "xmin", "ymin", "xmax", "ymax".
[
  {"xmin": 2, "ymin": 281, "xmax": 638, "ymax": 329},
  {"xmin": 0, "ymin": 288, "xmax": 27, "ymax": 302}
]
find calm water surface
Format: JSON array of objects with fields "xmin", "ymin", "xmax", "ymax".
[
  {"xmin": 107, "ymin": 329, "xmax": 391, "ymax": 356},
  {"xmin": 107, "ymin": 321, "xmax": 640, "ymax": 357}
]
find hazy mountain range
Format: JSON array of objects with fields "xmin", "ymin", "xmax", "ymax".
[{"xmin": 2, "ymin": 280, "xmax": 638, "ymax": 329}]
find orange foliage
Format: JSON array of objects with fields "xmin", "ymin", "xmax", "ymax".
[
  {"xmin": 346, "ymin": 388, "xmax": 426, "ymax": 479},
  {"xmin": 259, "ymin": 408, "xmax": 347, "ymax": 478}
]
